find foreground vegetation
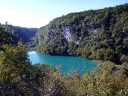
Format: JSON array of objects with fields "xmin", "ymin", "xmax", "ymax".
[{"xmin": 0, "ymin": 24, "xmax": 128, "ymax": 95}]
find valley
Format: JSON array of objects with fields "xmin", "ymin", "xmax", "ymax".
[{"xmin": 0, "ymin": 3, "xmax": 128, "ymax": 96}]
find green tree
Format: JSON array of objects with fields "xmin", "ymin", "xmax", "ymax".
[
  {"xmin": 0, "ymin": 24, "xmax": 14, "ymax": 50},
  {"xmin": 67, "ymin": 41, "xmax": 78, "ymax": 56}
]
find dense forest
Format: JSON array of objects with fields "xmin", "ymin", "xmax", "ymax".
[
  {"xmin": 0, "ymin": 24, "xmax": 128, "ymax": 95},
  {"xmin": 10, "ymin": 25, "xmax": 38, "ymax": 45},
  {"xmin": 35, "ymin": 4, "xmax": 128, "ymax": 64}
]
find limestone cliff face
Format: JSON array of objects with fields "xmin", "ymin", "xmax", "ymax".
[
  {"xmin": 36, "ymin": 25, "xmax": 102, "ymax": 45},
  {"xmin": 62, "ymin": 27, "xmax": 79, "ymax": 44},
  {"xmin": 62, "ymin": 27, "xmax": 72, "ymax": 42},
  {"xmin": 36, "ymin": 26, "xmax": 80, "ymax": 45}
]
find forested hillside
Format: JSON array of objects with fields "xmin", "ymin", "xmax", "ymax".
[
  {"xmin": 0, "ymin": 24, "xmax": 128, "ymax": 96},
  {"xmin": 35, "ymin": 4, "xmax": 128, "ymax": 64},
  {"xmin": 11, "ymin": 25, "xmax": 38, "ymax": 44}
]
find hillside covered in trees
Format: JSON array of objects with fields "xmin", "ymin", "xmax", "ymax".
[
  {"xmin": 35, "ymin": 4, "xmax": 128, "ymax": 64},
  {"xmin": 11, "ymin": 25, "xmax": 38, "ymax": 45}
]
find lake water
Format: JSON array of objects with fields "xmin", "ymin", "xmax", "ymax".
[{"xmin": 27, "ymin": 50, "xmax": 97, "ymax": 75}]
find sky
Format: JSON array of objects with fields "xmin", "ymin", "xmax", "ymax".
[{"xmin": 0, "ymin": 0, "xmax": 128, "ymax": 28}]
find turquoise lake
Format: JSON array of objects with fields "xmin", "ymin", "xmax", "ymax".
[{"xmin": 27, "ymin": 50, "xmax": 97, "ymax": 75}]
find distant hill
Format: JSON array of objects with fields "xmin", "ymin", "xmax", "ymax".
[
  {"xmin": 11, "ymin": 26, "xmax": 38, "ymax": 44},
  {"xmin": 35, "ymin": 4, "xmax": 128, "ymax": 64}
]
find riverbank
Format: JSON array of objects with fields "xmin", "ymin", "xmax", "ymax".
[
  {"xmin": 27, "ymin": 47, "xmax": 115, "ymax": 66},
  {"xmin": 93, "ymin": 60, "xmax": 116, "ymax": 65}
]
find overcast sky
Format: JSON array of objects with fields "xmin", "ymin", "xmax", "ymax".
[{"xmin": 0, "ymin": 0, "xmax": 127, "ymax": 28}]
